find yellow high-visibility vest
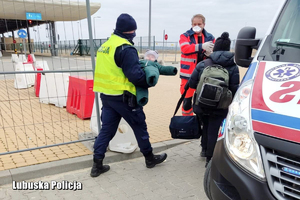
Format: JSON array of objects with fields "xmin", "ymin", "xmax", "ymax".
[{"xmin": 93, "ymin": 34, "xmax": 136, "ymax": 95}]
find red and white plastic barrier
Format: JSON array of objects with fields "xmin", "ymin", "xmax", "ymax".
[
  {"xmin": 14, "ymin": 62, "xmax": 35, "ymax": 89},
  {"xmin": 39, "ymin": 73, "xmax": 70, "ymax": 108}
]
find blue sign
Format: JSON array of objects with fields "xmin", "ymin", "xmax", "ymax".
[
  {"xmin": 17, "ymin": 30, "xmax": 27, "ymax": 38},
  {"xmin": 26, "ymin": 12, "xmax": 42, "ymax": 20}
]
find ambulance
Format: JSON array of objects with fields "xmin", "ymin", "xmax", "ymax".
[{"xmin": 204, "ymin": 0, "xmax": 300, "ymax": 199}]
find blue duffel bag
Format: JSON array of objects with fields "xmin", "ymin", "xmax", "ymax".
[
  {"xmin": 169, "ymin": 115, "xmax": 201, "ymax": 139},
  {"xmin": 169, "ymin": 82, "xmax": 202, "ymax": 139}
]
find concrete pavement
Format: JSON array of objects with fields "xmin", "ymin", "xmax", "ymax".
[{"xmin": 0, "ymin": 140, "xmax": 209, "ymax": 200}]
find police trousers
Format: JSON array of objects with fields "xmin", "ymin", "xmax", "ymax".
[{"xmin": 93, "ymin": 94, "xmax": 153, "ymax": 159}]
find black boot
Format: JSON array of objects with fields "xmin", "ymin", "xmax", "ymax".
[
  {"xmin": 145, "ymin": 153, "xmax": 167, "ymax": 168},
  {"xmin": 200, "ymin": 148, "xmax": 206, "ymax": 157},
  {"xmin": 205, "ymin": 156, "xmax": 212, "ymax": 168},
  {"xmin": 90, "ymin": 158, "xmax": 110, "ymax": 177}
]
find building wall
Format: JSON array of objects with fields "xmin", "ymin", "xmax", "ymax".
[{"xmin": 1, "ymin": 37, "xmax": 34, "ymax": 50}]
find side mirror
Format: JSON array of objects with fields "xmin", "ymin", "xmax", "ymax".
[{"xmin": 235, "ymin": 27, "xmax": 261, "ymax": 67}]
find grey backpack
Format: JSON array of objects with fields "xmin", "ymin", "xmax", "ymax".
[{"xmin": 194, "ymin": 62, "xmax": 232, "ymax": 109}]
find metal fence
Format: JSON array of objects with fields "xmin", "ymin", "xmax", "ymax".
[
  {"xmin": 0, "ymin": 53, "xmax": 96, "ymax": 172},
  {"xmin": 0, "ymin": 0, "xmax": 105, "ymax": 171},
  {"xmin": 0, "ymin": 37, "xmax": 237, "ymax": 62},
  {"xmin": 1, "ymin": 36, "xmax": 159, "ymax": 57}
]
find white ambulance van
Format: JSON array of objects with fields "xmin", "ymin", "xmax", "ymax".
[{"xmin": 204, "ymin": 0, "xmax": 300, "ymax": 199}]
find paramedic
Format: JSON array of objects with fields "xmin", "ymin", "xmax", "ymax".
[{"xmin": 179, "ymin": 14, "xmax": 215, "ymax": 116}]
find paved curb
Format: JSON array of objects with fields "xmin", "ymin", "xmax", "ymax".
[{"xmin": 0, "ymin": 139, "xmax": 189, "ymax": 186}]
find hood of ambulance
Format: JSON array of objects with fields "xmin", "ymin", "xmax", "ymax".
[{"xmin": 249, "ymin": 61, "xmax": 300, "ymax": 144}]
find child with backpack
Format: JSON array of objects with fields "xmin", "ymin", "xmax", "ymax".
[{"xmin": 188, "ymin": 32, "xmax": 240, "ymax": 167}]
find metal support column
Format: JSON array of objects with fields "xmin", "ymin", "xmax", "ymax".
[
  {"xmin": 148, "ymin": 0, "xmax": 151, "ymax": 49},
  {"xmin": 12, "ymin": 31, "xmax": 16, "ymax": 51},
  {"xmin": 26, "ymin": 26, "xmax": 32, "ymax": 53},
  {"xmin": 86, "ymin": 0, "xmax": 101, "ymax": 134},
  {"xmin": 48, "ymin": 22, "xmax": 53, "ymax": 55},
  {"xmin": 49, "ymin": 21, "xmax": 58, "ymax": 56}
]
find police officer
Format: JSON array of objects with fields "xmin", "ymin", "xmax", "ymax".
[{"xmin": 91, "ymin": 13, "xmax": 167, "ymax": 178}]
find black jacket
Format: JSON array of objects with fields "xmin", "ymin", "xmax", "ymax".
[
  {"xmin": 114, "ymin": 31, "xmax": 149, "ymax": 89},
  {"xmin": 189, "ymin": 51, "xmax": 240, "ymax": 116}
]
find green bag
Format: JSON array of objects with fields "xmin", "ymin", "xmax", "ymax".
[{"xmin": 195, "ymin": 64, "xmax": 232, "ymax": 109}]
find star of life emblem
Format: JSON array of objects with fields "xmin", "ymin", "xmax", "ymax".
[{"xmin": 265, "ymin": 63, "xmax": 300, "ymax": 82}]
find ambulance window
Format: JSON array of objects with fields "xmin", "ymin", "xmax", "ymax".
[{"xmin": 272, "ymin": 0, "xmax": 300, "ymax": 46}]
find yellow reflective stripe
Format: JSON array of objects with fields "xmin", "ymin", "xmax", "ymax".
[
  {"xmin": 95, "ymin": 72, "xmax": 127, "ymax": 84},
  {"xmin": 195, "ymin": 44, "xmax": 199, "ymax": 52},
  {"xmin": 180, "ymin": 72, "xmax": 191, "ymax": 78},
  {"xmin": 180, "ymin": 42, "xmax": 190, "ymax": 47},
  {"xmin": 182, "ymin": 110, "xmax": 193, "ymax": 115},
  {"xmin": 181, "ymin": 58, "xmax": 196, "ymax": 63},
  {"xmin": 94, "ymin": 77, "xmax": 134, "ymax": 89},
  {"xmin": 93, "ymin": 88, "xmax": 123, "ymax": 95},
  {"xmin": 93, "ymin": 81, "xmax": 135, "ymax": 92}
]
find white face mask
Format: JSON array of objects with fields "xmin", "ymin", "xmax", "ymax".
[{"xmin": 192, "ymin": 26, "xmax": 202, "ymax": 33}]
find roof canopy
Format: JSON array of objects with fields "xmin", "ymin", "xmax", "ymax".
[
  {"xmin": 0, "ymin": 0, "xmax": 101, "ymax": 21},
  {"xmin": 0, "ymin": 0, "xmax": 101, "ymax": 34}
]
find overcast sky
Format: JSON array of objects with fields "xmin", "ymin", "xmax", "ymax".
[{"xmin": 26, "ymin": 0, "xmax": 284, "ymax": 44}]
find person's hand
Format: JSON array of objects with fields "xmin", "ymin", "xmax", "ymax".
[
  {"xmin": 204, "ymin": 50, "xmax": 212, "ymax": 57},
  {"xmin": 202, "ymin": 41, "xmax": 214, "ymax": 52}
]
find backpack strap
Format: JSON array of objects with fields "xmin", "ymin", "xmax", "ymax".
[
  {"xmin": 203, "ymin": 58, "xmax": 214, "ymax": 68},
  {"xmin": 198, "ymin": 59, "xmax": 213, "ymax": 78},
  {"xmin": 173, "ymin": 82, "xmax": 189, "ymax": 116}
]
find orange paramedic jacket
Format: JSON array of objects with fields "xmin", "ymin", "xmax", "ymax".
[{"xmin": 179, "ymin": 28, "xmax": 215, "ymax": 80}]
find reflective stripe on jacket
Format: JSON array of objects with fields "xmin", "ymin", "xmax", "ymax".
[
  {"xmin": 179, "ymin": 28, "xmax": 215, "ymax": 80},
  {"xmin": 93, "ymin": 34, "xmax": 136, "ymax": 95}
]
